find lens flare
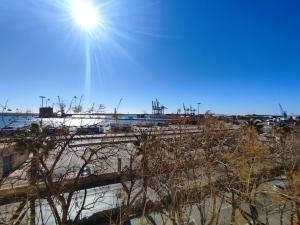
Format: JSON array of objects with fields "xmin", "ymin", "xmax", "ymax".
[{"xmin": 69, "ymin": 0, "xmax": 99, "ymax": 32}]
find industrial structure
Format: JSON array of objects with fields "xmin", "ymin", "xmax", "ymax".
[
  {"xmin": 279, "ymin": 103, "xmax": 288, "ymax": 119},
  {"xmin": 39, "ymin": 107, "xmax": 54, "ymax": 118},
  {"xmin": 114, "ymin": 98, "xmax": 123, "ymax": 115},
  {"xmin": 183, "ymin": 104, "xmax": 197, "ymax": 115},
  {"xmin": 152, "ymin": 99, "xmax": 167, "ymax": 115}
]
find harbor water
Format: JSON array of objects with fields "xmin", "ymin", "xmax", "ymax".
[{"xmin": 0, "ymin": 114, "xmax": 166, "ymax": 129}]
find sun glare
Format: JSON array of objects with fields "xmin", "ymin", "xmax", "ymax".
[{"xmin": 69, "ymin": 0, "xmax": 99, "ymax": 32}]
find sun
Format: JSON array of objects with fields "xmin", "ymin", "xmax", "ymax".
[{"xmin": 69, "ymin": 0, "xmax": 99, "ymax": 32}]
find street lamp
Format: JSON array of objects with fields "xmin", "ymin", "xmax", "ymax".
[
  {"xmin": 197, "ymin": 102, "xmax": 201, "ymax": 115},
  {"xmin": 39, "ymin": 96, "xmax": 46, "ymax": 108}
]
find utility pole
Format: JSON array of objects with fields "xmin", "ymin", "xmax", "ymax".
[
  {"xmin": 197, "ymin": 102, "xmax": 201, "ymax": 115},
  {"xmin": 39, "ymin": 96, "xmax": 46, "ymax": 108}
]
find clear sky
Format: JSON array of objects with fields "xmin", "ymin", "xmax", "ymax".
[{"xmin": 0, "ymin": 0, "xmax": 299, "ymax": 115}]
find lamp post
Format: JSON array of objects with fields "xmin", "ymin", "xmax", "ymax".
[
  {"xmin": 39, "ymin": 96, "xmax": 46, "ymax": 108},
  {"xmin": 197, "ymin": 102, "xmax": 201, "ymax": 115}
]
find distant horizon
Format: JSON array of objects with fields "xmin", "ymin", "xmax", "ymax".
[
  {"xmin": 1, "ymin": 110, "xmax": 297, "ymax": 117},
  {"xmin": 1, "ymin": 0, "xmax": 300, "ymax": 115},
  {"xmin": 0, "ymin": 97, "xmax": 297, "ymax": 117}
]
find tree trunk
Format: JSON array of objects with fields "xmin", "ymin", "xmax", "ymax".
[
  {"xmin": 29, "ymin": 199, "xmax": 36, "ymax": 225},
  {"xmin": 230, "ymin": 192, "xmax": 236, "ymax": 225},
  {"xmin": 29, "ymin": 150, "xmax": 38, "ymax": 225}
]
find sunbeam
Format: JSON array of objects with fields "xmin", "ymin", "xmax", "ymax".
[{"xmin": 85, "ymin": 38, "xmax": 91, "ymax": 104}]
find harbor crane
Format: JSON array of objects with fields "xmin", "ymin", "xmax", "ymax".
[
  {"xmin": 279, "ymin": 104, "xmax": 288, "ymax": 119},
  {"xmin": 190, "ymin": 105, "xmax": 196, "ymax": 115},
  {"xmin": 74, "ymin": 95, "xmax": 83, "ymax": 113},
  {"xmin": 68, "ymin": 96, "xmax": 83, "ymax": 113},
  {"xmin": 152, "ymin": 99, "xmax": 166, "ymax": 115},
  {"xmin": 163, "ymin": 102, "xmax": 167, "ymax": 113},
  {"xmin": 183, "ymin": 104, "xmax": 189, "ymax": 115},
  {"xmin": 97, "ymin": 104, "xmax": 105, "ymax": 113},
  {"xmin": 67, "ymin": 97, "xmax": 75, "ymax": 113},
  {"xmin": 57, "ymin": 96, "xmax": 66, "ymax": 116},
  {"xmin": 114, "ymin": 98, "xmax": 123, "ymax": 115},
  {"xmin": 183, "ymin": 104, "xmax": 197, "ymax": 115},
  {"xmin": 87, "ymin": 103, "xmax": 95, "ymax": 113}
]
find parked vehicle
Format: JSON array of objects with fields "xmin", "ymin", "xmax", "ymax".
[{"xmin": 80, "ymin": 166, "xmax": 92, "ymax": 177}]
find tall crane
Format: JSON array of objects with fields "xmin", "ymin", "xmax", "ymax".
[
  {"xmin": 74, "ymin": 95, "xmax": 83, "ymax": 113},
  {"xmin": 161, "ymin": 105, "xmax": 167, "ymax": 115},
  {"xmin": 152, "ymin": 99, "xmax": 166, "ymax": 115},
  {"xmin": 190, "ymin": 105, "xmax": 196, "ymax": 115},
  {"xmin": 114, "ymin": 98, "xmax": 123, "ymax": 115},
  {"xmin": 183, "ymin": 104, "xmax": 189, "ymax": 115},
  {"xmin": 279, "ymin": 104, "xmax": 288, "ymax": 119},
  {"xmin": 57, "ymin": 96, "xmax": 66, "ymax": 116},
  {"xmin": 97, "ymin": 104, "xmax": 105, "ymax": 113},
  {"xmin": 67, "ymin": 96, "xmax": 76, "ymax": 112},
  {"xmin": 87, "ymin": 103, "xmax": 95, "ymax": 113}
]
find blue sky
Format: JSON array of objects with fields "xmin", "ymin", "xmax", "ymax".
[{"xmin": 0, "ymin": 0, "xmax": 299, "ymax": 115}]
